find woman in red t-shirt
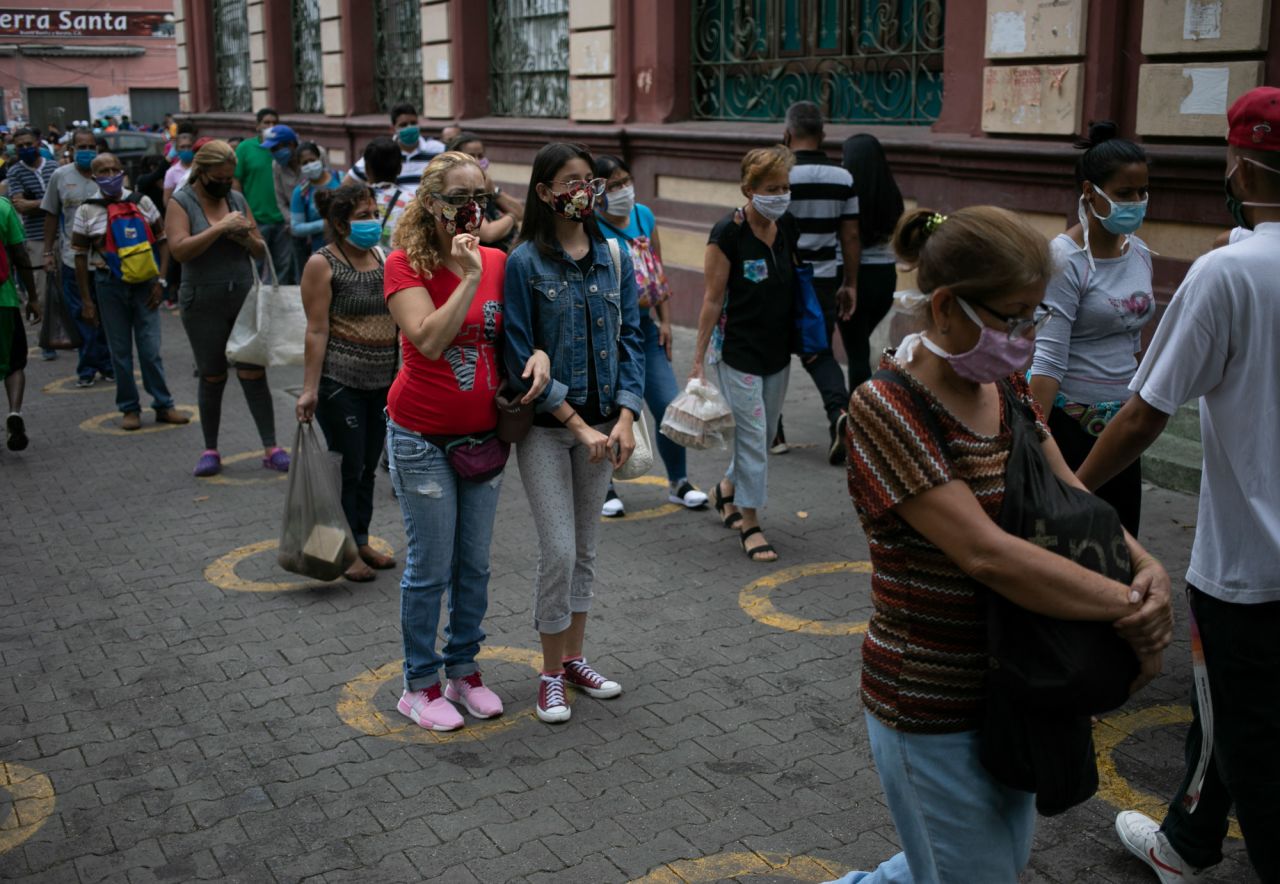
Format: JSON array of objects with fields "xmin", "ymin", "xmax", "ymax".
[{"xmin": 382, "ymin": 151, "xmax": 549, "ymax": 733}]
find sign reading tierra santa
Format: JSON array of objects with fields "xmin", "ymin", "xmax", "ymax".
[{"xmin": 0, "ymin": 9, "xmax": 174, "ymax": 38}]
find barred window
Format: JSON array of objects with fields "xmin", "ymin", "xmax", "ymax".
[
  {"xmin": 693, "ymin": 0, "xmax": 945, "ymax": 125},
  {"xmin": 374, "ymin": 0, "xmax": 423, "ymax": 111},
  {"xmin": 489, "ymin": 0, "xmax": 570, "ymax": 118},
  {"xmin": 213, "ymin": 0, "xmax": 252, "ymax": 113},
  {"xmin": 293, "ymin": 0, "xmax": 324, "ymax": 114}
]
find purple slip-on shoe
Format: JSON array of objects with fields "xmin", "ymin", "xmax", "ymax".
[
  {"xmin": 263, "ymin": 447, "xmax": 291, "ymax": 472},
  {"xmin": 193, "ymin": 450, "xmax": 221, "ymax": 477}
]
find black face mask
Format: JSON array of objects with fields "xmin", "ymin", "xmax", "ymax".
[{"xmin": 203, "ymin": 178, "xmax": 232, "ymax": 199}]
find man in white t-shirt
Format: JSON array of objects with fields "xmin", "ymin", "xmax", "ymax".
[
  {"xmin": 1078, "ymin": 87, "xmax": 1280, "ymax": 884},
  {"xmin": 71, "ymin": 153, "xmax": 187, "ymax": 431}
]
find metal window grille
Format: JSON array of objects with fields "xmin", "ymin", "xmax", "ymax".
[
  {"xmin": 489, "ymin": 0, "xmax": 570, "ymax": 118},
  {"xmin": 213, "ymin": 0, "xmax": 252, "ymax": 113},
  {"xmin": 692, "ymin": 0, "xmax": 945, "ymax": 125},
  {"xmin": 374, "ymin": 0, "xmax": 423, "ymax": 111},
  {"xmin": 293, "ymin": 0, "xmax": 324, "ymax": 113}
]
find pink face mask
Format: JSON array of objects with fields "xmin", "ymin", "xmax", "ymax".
[{"xmin": 918, "ymin": 299, "xmax": 1035, "ymax": 383}]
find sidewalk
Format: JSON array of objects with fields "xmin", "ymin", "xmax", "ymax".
[{"xmin": 0, "ymin": 318, "xmax": 1255, "ymax": 882}]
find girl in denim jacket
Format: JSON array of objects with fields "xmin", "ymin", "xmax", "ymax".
[{"xmin": 503, "ymin": 142, "xmax": 646, "ymax": 724}]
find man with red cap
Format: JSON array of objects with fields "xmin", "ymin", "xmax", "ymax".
[{"xmin": 1078, "ymin": 86, "xmax": 1280, "ymax": 883}]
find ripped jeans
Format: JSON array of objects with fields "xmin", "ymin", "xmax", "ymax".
[{"xmin": 386, "ymin": 417, "xmax": 503, "ymax": 691}]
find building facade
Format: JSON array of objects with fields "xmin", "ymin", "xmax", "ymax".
[
  {"xmin": 0, "ymin": 1, "xmax": 180, "ymax": 130},
  {"xmin": 177, "ymin": 0, "xmax": 1279, "ymax": 325}
]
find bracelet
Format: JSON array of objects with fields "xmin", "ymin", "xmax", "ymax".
[{"xmin": 559, "ymin": 410, "xmax": 578, "ymax": 426}]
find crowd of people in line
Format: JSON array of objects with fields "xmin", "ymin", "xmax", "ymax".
[{"xmin": 0, "ymin": 86, "xmax": 1276, "ymax": 884}]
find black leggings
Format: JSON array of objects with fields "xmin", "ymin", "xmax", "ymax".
[
  {"xmin": 314, "ymin": 377, "xmax": 389, "ymax": 546},
  {"xmin": 1048, "ymin": 405, "xmax": 1142, "ymax": 536},
  {"xmin": 838, "ymin": 262, "xmax": 896, "ymax": 393}
]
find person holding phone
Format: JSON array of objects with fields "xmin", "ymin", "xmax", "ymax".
[{"xmin": 502, "ymin": 142, "xmax": 645, "ymax": 724}]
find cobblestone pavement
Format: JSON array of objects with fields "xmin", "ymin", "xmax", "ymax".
[{"xmin": 0, "ymin": 315, "xmax": 1257, "ymax": 883}]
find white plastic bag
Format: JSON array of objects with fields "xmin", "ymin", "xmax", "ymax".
[
  {"xmin": 614, "ymin": 409, "xmax": 653, "ymax": 480},
  {"xmin": 226, "ymin": 257, "xmax": 306, "ymax": 367},
  {"xmin": 660, "ymin": 379, "xmax": 735, "ymax": 450}
]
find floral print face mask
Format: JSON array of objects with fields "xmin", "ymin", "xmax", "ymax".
[
  {"xmin": 548, "ymin": 183, "xmax": 596, "ymax": 221},
  {"xmin": 437, "ymin": 199, "xmax": 483, "ymax": 234}
]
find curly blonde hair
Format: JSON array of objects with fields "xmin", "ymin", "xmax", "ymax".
[{"xmin": 394, "ymin": 151, "xmax": 484, "ymax": 277}]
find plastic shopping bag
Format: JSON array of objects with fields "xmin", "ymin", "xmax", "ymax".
[
  {"xmin": 613, "ymin": 409, "xmax": 653, "ymax": 480},
  {"xmin": 226, "ymin": 257, "xmax": 306, "ymax": 367},
  {"xmin": 38, "ymin": 272, "xmax": 81, "ymax": 350},
  {"xmin": 277, "ymin": 421, "xmax": 358, "ymax": 581},
  {"xmin": 659, "ymin": 379, "xmax": 735, "ymax": 450}
]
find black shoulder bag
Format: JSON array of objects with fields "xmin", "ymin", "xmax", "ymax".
[{"xmin": 873, "ymin": 368, "xmax": 1138, "ymax": 815}]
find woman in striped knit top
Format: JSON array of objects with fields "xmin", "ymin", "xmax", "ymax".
[{"xmin": 830, "ymin": 207, "xmax": 1174, "ymax": 883}]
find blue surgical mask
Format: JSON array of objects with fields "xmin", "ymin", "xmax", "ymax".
[
  {"xmin": 1088, "ymin": 184, "xmax": 1147, "ymax": 235},
  {"xmin": 346, "ymin": 219, "xmax": 383, "ymax": 250},
  {"xmin": 17, "ymin": 146, "xmax": 39, "ymax": 165},
  {"xmin": 75, "ymin": 149, "xmax": 96, "ymax": 170},
  {"xmin": 272, "ymin": 147, "xmax": 293, "ymax": 166},
  {"xmin": 396, "ymin": 125, "xmax": 419, "ymax": 149},
  {"xmin": 178, "ymin": 149, "xmax": 195, "ymax": 164}
]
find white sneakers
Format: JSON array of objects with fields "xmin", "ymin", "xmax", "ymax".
[
  {"xmin": 1115, "ymin": 811, "xmax": 1206, "ymax": 883},
  {"xmin": 667, "ymin": 481, "xmax": 709, "ymax": 509},
  {"xmin": 601, "ymin": 488, "xmax": 625, "ymax": 517}
]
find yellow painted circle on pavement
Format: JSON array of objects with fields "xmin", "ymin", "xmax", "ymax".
[
  {"xmin": 0, "ymin": 762, "xmax": 55, "ymax": 855},
  {"xmin": 337, "ymin": 645, "xmax": 552, "ymax": 745},
  {"xmin": 630, "ymin": 850, "xmax": 849, "ymax": 883},
  {"xmin": 79, "ymin": 405, "xmax": 198, "ymax": 435},
  {"xmin": 43, "ymin": 372, "xmax": 141, "ymax": 395},
  {"xmin": 205, "ymin": 535, "xmax": 395, "ymax": 593},
  {"xmin": 198, "ymin": 447, "xmax": 291, "ymax": 486},
  {"xmin": 602, "ymin": 475, "xmax": 683, "ymax": 523},
  {"xmin": 1094, "ymin": 705, "xmax": 1241, "ymax": 840},
  {"xmin": 739, "ymin": 561, "xmax": 873, "ymax": 636}
]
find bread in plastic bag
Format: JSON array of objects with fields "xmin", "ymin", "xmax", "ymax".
[
  {"xmin": 660, "ymin": 378, "xmax": 735, "ymax": 450},
  {"xmin": 277, "ymin": 421, "xmax": 359, "ymax": 581}
]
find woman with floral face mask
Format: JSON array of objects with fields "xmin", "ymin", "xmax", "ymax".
[
  {"xmin": 692, "ymin": 145, "xmax": 798, "ymax": 563},
  {"xmin": 289, "ymin": 142, "xmax": 339, "ymax": 260},
  {"xmin": 502, "ymin": 141, "xmax": 645, "ymax": 724},
  {"xmin": 833, "ymin": 205, "xmax": 1173, "ymax": 884},
  {"xmin": 296, "ymin": 181, "xmax": 397, "ymax": 581},
  {"xmin": 1028, "ymin": 121, "xmax": 1153, "ymax": 535},
  {"xmin": 381, "ymin": 151, "xmax": 551, "ymax": 731}
]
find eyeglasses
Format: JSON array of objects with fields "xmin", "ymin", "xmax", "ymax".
[
  {"xmin": 547, "ymin": 177, "xmax": 607, "ymax": 196},
  {"xmin": 431, "ymin": 191, "xmax": 494, "ymax": 208},
  {"xmin": 972, "ymin": 301, "xmax": 1053, "ymax": 340}
]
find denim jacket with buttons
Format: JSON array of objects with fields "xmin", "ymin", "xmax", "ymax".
[{"xmin": 502, "ymin": 236, "xmax": 645, "ymax": 420}]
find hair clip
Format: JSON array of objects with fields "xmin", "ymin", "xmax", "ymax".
[{"xmin": 925, "ymin": 212, "xmax": 948, "ymax": 233}]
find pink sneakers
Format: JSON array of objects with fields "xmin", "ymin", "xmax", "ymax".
[
  {"xmin": 444, "ymin": 672, "xmax": 504, "ymax": 719},
  {"xmin": 563, "ymin": 657, "xmax": 622, "ymax": 698},
  {"xmin": 397, "ymin": 684, "xmax": 463, "ymax": 731}
]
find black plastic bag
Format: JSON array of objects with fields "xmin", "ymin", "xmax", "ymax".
[
  {"xmin": 277, "ymin": 422, "xmax": 358, "ymax": 581},
  {"xmin": 38, "ymin": 273, "xmax": 80, "ymax": 351}
]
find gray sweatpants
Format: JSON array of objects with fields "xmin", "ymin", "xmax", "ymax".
[{"xmin": 516, "ymin": 422, "xmax": 615, "ymax": 634}]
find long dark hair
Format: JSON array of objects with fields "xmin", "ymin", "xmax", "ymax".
[
  {"xmin": 1074, "ymin": 120, "xmax": 1148, "ymax": 190},
  {"xmin": 519, "ymin": 142, "xmax": 603, "ymax": 258},
  {"xmin": 842, "ymin": 134, "xmax": 904, "ymax": 249}
]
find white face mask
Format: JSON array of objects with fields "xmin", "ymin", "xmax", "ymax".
[
  {"xmin": 605, "ymin": 184, "xmax": 635, "ymax": 219},
  {"xmin": 752, "ymin": 192, "xmax": 791, "ymax": 221},
  {"xmin": 301, "ymin": 160, "xmax": 324, "ymax": 181}
]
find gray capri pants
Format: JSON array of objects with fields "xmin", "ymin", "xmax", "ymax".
[{"xmin": 516, "ymin": 421, "xmax": 616, "ymax": 634}]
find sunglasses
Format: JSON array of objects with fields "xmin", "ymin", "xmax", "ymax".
[{"xmin": 431, "ymin": 191, "xmax": 494, "ymax": 208}]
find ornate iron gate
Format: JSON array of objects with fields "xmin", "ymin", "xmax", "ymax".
[
  {"xmin": 374, "ymin": 0, "xmax": 423, "ymax": 110},
  {"xmin": 489, "ymin": 0, "xmax": 570, "ymax": 118},
  {"xmin": 692, "ymin": 0, "xmax": 945, "ymax": 125},
  {"xmin": 293, "ymin": 0, "xmax": 324, "ymax": 114},
  {"xmin": 213, "ymin": 0, "xmax": 252, "ymax": 113}
]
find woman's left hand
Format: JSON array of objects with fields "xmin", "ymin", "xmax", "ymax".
[
  {"xmin": 521, "ymin": 349, "xmax": 551, "ymax": 404},
  {"xmin": 607, "ymin": 411, "xmax": 636, "ymax": 469},
  {"xmin": 659, "ymin": 321, "xmax": 673, "ymax": 361},
  {"xmin": 1114, "ymin": 557, "xmax": 1175, "ymax": 656}
]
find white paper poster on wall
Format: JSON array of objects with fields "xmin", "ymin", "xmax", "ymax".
[
  {"xmin": 988, "ymin": 11, "xmax": 1027, "ymax": 55},
  {"xmin": 1179, "ymin": 67, "xmax": 1229, "ymax": 115},
  {"xmin": 1183, "ymin": 0, "xmax": 1223, "ymax": 40},
  {"xmin": 89, "ymin": 94, "xmax": 129, "ymax": 122}
]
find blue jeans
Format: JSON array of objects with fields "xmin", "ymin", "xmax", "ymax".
[
  {"xmin": 62, "ymin": 264, "xmax": 112, "ymax": 381},
  {"xmin": 93, "ymin": 271, "xmax": 175, "ymax": 414},
  {"xmin": 826, "ymin": 713, "xmax": 1036, "ymax": 884},
  {"xmin": 638, "ymin": 313, "xmax": 686, "ymax": 482},
  {"xmin": 386, "ymin": 419, "xmax": 503, "ymax": 691}
]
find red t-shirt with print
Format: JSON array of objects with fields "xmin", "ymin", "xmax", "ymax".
[{"xmin": 383, "ymin": 246, "xmax": 506, "ymax": 436}]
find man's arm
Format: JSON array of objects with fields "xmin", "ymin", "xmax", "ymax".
[
  {"xmin": 41, "ymin": 211, "xmax": 58, "ymax": 270},
  {"xmin": 1076, "ymin": 395, "xmax": 1171, "ymax": 491},
  {"xmin": 8, "ymin": 239, "xmax": 39, "ymax": 321}
]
